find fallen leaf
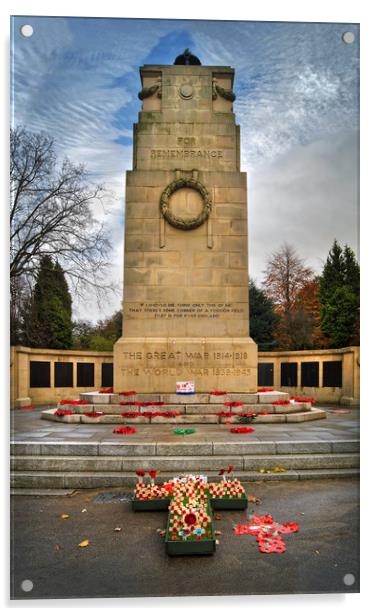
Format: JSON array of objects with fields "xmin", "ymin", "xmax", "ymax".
[
  {"xmin": 114, "ymin": 527, "xmax": 122, "ymax": 532},
  {"xmin": 315, "ymin": 550, "xmax": 320, "ymax": 555},
  {"xmin": 81, "ymin": 508, "xmax": 87, "ymax": 513},
  {"xmin": 300, "ymin": 512, "xmax": 305, "ymax": 515},
  {"xmin": 248, "ymin": 495, "xmax": 261, "ymax": 505},
  {"xmin": 78, "ymin": 539, "xmax": 90, "ymax": 548},
  {"xmin": 61, "ymin": 514, "xmax": 70, "ymax": 520},
  {"xmin": 54, "ymin": 544, "xmax": 61, "ymax": 551},
  {"xmin": 215, "ymin": 539, "xmax": 220, "ymax": 545},
  {"xmin": 214, "ymin": 513, "xmax": 222, "ymax": 520},
  {"xmin": 214, "ymin": 530, "xmax": 222, "ymax": 535}
]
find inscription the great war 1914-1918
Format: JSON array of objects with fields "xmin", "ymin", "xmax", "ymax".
[{"xmin": 113, "ymin": 54, "xmax": 258, "ymax": 393}]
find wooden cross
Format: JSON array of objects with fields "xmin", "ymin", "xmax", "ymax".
[
  {"xmin": 133, "ymin": 473, "xmax": 247, "ymax": 555},
  {"xmin": 232, "ymin": 514, "xmax": 299, "ymax": 553}
]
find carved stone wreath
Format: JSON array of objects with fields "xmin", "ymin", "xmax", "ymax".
[{"xmin": 160, "ymin": 178, "xmax": 212, "ymax": 230}]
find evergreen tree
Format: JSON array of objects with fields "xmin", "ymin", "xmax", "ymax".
[
  {"xmin": 249, "ymin": 280, "xmax": 279, "ymax": 350},
  {"xmin": 23, "ymin": 256, "xmax": 73, "ymax": 349},
  {"xmin": 319, "ymin": 240, "xmax": 359, "ymax": 347}
]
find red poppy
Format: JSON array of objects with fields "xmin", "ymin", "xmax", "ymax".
[
  {"xmin": 119, "ymin": 391, "xmax": 137, "ymax": 396},
  {"xmin": 238, "ymin": 412, "xmax": 257, "ymax": 417},
  {"xmin": 20, "ymin": 406, "xmax": 34, "ymax": 410},
  {"xmin": 184, "ymin": 512, "xmax": 197, "ymax": 525},
  {"xmin": 224, "ymin": 401, "xmax": 243, "ymax": 408},
  {"xmin": 228, "ymin": 464, "xmax": 234, "ymax": 474},
  {"xmin": 230, "ymin": 426, "xmax": 255, "ymax": 434},
  {"xmin": 258, "ymin": 412, "xmax": 269, "ymax": 416},
  {"xmin": 217, "ymin": 411, "xmax": 235, "ymax": 417},
  {"xmin": 120, "ymin": 401, "xmax": 141, "ymax": 406},
  {"xmin": 149, "ymin": 470, "xmax": 159, "ymax": 479},
  {"xmin": 84, "ymin": 411, "xmax": 104, "ymax": 417},
  {"xmin": 209, "ymin": 390, "xmax": 227, "ymax": 396},
  {"xmin": 135, "ymin": 469, "xmax": 145, "ymax": 477},
  {"xmin": 54, "ymin": 410, "xmax": 73, "ymax": 416},
  {"xmin": 99, "ymin": 387, "xmax": 113, "ymax": 394},
  {"xmin": 218, "ymin": 468, "xmax": 226, "ymax": 475},
  {"xmin": 121, "ymin": 412, "xmax": 141, "ymax": 418},
  {"xmin": 257, "ymin": 388, "xmax": 273, "ymax": 393},
  {"xmin": 273, "ymin": 400, "xmax": 290, "ymax": 406},
  {"xmin": 112, "ymin": 426, "xmax": 136, "ymax": 434},
  {"xmin": 291, "ymin": 397, "xmax": 316, "ymax": 403}
]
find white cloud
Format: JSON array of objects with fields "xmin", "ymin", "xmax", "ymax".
[{"xmin": 249, "ymin": 129, "xmax": 359, "ymax": 283}]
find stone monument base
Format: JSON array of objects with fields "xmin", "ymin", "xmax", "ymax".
[{"xmin": 113, "ymin": 336, "xmax": 258, "ymax": 393}]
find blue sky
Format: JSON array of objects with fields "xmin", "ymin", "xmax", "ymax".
[{"xmin": 11, "ymin": 16, "xmax": 359, "ymax": 322}]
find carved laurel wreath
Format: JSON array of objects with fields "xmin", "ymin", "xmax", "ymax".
[
  {"xmin": 160, "ymin": 178, "xmax": 212, "ymax": 230},
  {"xmin": 138, "ymin": 79, "xmax": 162, "ymax": 100},
  {"xmin": 212, "ymin": 79, "xmax": 236, "ymax": 102}
]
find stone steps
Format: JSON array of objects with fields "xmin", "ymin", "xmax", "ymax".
[
  {"xmin": 41, "ymin": 408, "xmax": 326, "ymax": 424},
  {"xmin": 10, "ymin": 439, "xmax": 359, "ymax": 488},
  {"xmin": 10, "ymin": 467, "xmax": 360, "ymax": 489},
  {"xmin": 11, "ymin": 453, "xmax": 359, "ymax": 472}
]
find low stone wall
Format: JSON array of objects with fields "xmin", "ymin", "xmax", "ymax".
[
  {"xmin": 10, "ymin": 346, "xmax": 113, "ymax": 407},
  {"xmin": 258, "ymin": 347, "xmax": 359, "ymax": 406},
  {"xmin": 10, "ymin": 345, "xmax": 359, "ymax": 408}
]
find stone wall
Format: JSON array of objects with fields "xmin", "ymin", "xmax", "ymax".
[{"xmin": 10, "ymin": 345, "xmax": 359, "ymax": 407}]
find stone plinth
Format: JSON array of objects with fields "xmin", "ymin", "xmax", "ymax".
[{"xmin": 114, "ymin": 60, "xmax": 257, "ymax": 393}]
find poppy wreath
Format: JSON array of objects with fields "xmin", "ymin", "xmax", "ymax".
[
  {"xmin": 174, "ymin": 428, "xmax": 196, "ymax": 435},
  {"xmin": 112, "ymin": 426, "xmax": 137, "ymax": 434},
  {"xmin": 160, "ymin": 177, "xmax": 212, "ymax": 230},
  {"xmin": 209, "ymin": 390, "xmax": 227, "ymax": 396},
  {"xmin": 84, "ymin": 411, "xmax": 104, "ymax": 418},
  {"xmin": 119, "ymin": 391, "xmax": 137, "ymax": 396},
  {"xmin": 121, "ymin": 411, "xmax": 142, "ymax": 418},
  {"xmin": 230, "ymin": 426, "xmax": 255, "ymax": 434},
  {"xmin": 224, "ymin": 401, "xmax": 244, "ymax": 408},
  {"xmin": 238, "ymin": 413, "xmax": 257, "ymax": 424}
]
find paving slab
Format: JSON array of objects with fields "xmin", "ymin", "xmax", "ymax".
[{"xmin": 11, "ymin": 406, "xmax": 359, "ymax": 446}]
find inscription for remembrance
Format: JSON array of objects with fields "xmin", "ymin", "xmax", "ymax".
[{"xmin": 151, "ymin": 137, "xmax": 223, "ymax": 161}]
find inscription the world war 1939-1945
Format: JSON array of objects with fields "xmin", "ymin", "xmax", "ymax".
[{"xmin": 125, "ymin": 303, "xmax": 245, "ymax": 319}]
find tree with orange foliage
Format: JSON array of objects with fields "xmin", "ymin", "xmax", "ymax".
[
  {"xmin": 262, "ymin": 244, "xmax": 315, "ymax": 350},
  {"xmin": 294, "ymin": 278, "xmax": 332, "ymax": 349}
]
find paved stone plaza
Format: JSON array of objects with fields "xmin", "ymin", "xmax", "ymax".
[
  {"xmin": 11, "ymin": 477, "xmax": 360, "ymax": 598},
  {"xmin": 11, "ymin": 405, "xmax": 359, "ymax": 445}
]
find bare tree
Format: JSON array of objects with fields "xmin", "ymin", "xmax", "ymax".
[
  {"xmin": 262, "ymin": 243, "xmax": 314, "ymax": 313},
  {"xmin": 10, "ymin": 126, "xmax": 113, "ymax": 299}
]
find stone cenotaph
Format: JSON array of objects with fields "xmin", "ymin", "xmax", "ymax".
[{"xmin": 113, "ymin": 51, "xmax": 258, "ymax": 393}]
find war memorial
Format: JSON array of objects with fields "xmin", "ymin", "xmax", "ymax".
[{"xmin": 38, "ymin": 50, "xmax": 327, "ymax": 428}]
